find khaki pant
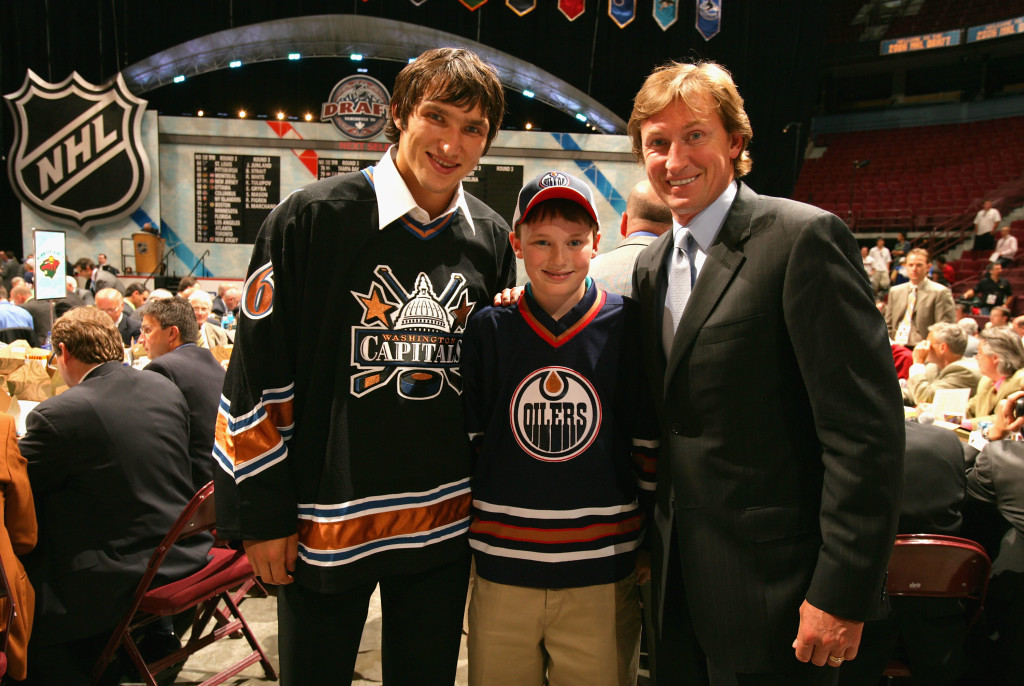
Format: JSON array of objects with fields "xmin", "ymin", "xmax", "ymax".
[{"xmin": 468, "ymin": 574, "xmax": 641, "ymax": 686}]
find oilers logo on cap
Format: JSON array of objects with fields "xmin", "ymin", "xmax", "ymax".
[
  {"xmin": 512, "ymin": 170, "xmax": 601, "ymax": 229},
  {"xmin": 538, "ymin": 171, "xmax": 571, "ymax": 188}
]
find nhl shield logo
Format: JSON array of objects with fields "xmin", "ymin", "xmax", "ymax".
[{"xmin": 5, "ymin": 70, "xmax": 151, "ymax": 230}]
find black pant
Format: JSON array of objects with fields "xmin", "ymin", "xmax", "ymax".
[{"xmin": 277, "ymin": 555, "xmax": 470, "ymax": 686}]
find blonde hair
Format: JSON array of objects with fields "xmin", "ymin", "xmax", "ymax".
[{"xmin": 628, "ymin": 60, "xmax": 752, "ymax": 178}]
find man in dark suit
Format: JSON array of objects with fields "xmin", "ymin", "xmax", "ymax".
[
  {"xmin": 95, "ymin": 287, "xmax": 141, "ymax": 346},
  {"xmin": 18, "ymin": 307, "xmax": 210, "ymax": 684},
  {"xmin": 141, "ymin": 296, "xmax": 225, "ymax": 489},
  {"xmin": 10, "ymin": 283, "xmax": 51, "ymax": 343},
  {"xmin": 57, "ymin": 276, "xmax": 90, "ymax": 316},
  {"xmin": 629, "ymin": 61, "xmax": 904, "ymax": 684}
]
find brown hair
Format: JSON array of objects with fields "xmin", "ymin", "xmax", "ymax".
[
  {"xmin": 51, "ymin": 307, "xmax": 124, "ymax": 364},
  {"xmin": 628, "ymin": 60, "xmax": 752, "ymax": 177},
  {"xmin": 385, "ymin": 48, "xmax": 505, "ymax": 154},
  {"xmin": 907, "ymin": 248, "xmax": 930, "ymax": 262},
  {"xmin": 517, "ymin": 199, "xmax": 599, "ymax": 238}
]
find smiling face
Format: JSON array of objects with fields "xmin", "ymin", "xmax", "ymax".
[
  {"xmin": 392, "ymin": 99, "xmax": 489, "ymax": 218},
  {"xmin": 639, "ymin": 97, "xmax": 743, "ymax": 226},
  {"xmin": 511, "ymin": 215, "xmax": 599, "ymax": 320}
]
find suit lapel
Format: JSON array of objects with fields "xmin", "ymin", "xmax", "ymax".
[
  {"xmin": 663, "ymin": 183, "xmax": 755, "ymax": 388},
  {"xmin": 643, "ymin": 232, "xmax": 674, "ymax": 389}
]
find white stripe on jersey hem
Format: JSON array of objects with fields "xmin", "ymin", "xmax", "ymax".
[
  {"xmin": 473, "ymin": 499, "xmax": 638, "ymax": 520},
  {"xmin": 632, "ymin": 438, "xmax": 659, "ymax": 448},
  {"xmin": 298, "ymin": 516, "xmax": 471, "ymax": 567},
  {"xmin": 298, "ymin": 478, "xmax": 471, "ymax": 522},
  {"xmin": 469, "ymin": 538, "xmax": 641, "ymax": 563}
]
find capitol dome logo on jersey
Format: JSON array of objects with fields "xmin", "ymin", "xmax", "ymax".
[
  {"xmin": 321, "ymin": 75, "xmax": 390, "ymax": 141},
  {"xmin": 510, "ymin": 367, "xmax": 602, "ymax": 462},
  {"xmin": 538, "ymin": 171, "xmax": 570, "ymax": 189}
]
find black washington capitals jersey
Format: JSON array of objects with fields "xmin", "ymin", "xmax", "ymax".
[
  {"xmin": 462, "ymin": 280, "xmax": 659, "ymax": 589},
  {"xmin": 214, "ymin": 167, "xmax": 517, "ymax": 592}
]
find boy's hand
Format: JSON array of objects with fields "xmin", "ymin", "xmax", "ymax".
[
  {"xmin": 492, "ymin": 286, "xmax": 525, "ymax": 307},
  {"xmin": 635, "ymin": 549, "xmax": 652, "ymax": 585}
]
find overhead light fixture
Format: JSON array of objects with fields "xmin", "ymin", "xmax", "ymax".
[
  {"xmin": 525, "ymin": 123, "xmax": 533, "ymax": 130},
  {"xmin": 197, "ymin": 110, "xmax": 205, "ymax": 117},
  {"xmin": 288, "ymin": 52, "xmax": 301, "ymax": 60},
  {"xmin": 523, "ymin": 89, "xmax": 535, "ymax": 98},
  {"xmin": 229, "ymin": 60, "xmax": 242, "ymax": 68},
  {"xmin": 238, "ymin": 110, "xmax": 247, "ymax": 118},
  {"xmin": 277, "ymin": 111, "xmax": 285, "ymax": 120},
  {"xmin": 173, "ymin": 75, "xmax": 185, "ymax": 84},
  {"xmin": 357, "ymin": 68, "xmax": 368, "ymax": 73},
  {"xmin": 575, "ymin": 113, "xmax": 588, "ymax": 123},
  {"xmin": 408, "ymin": 57, "xmax": 417, "ymax": 64},
  {"xmin": 350, "ymin": 53, "xmax": 364, "ymax": 61},
  {"xmin": 304, "ymin": 113, "xmax": 313, "ymax": 122}
]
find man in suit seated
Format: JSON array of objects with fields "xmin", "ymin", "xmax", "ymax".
[
  {"xmin": 18, "ymin": 307, "xmax": 211, "ymax": 685},
  {"xmin": 11, "ymin": 283, "xmax": 51, "ymax": 345},
  {"xmin": 73, "ymin": 257, "xmax": 122, "ymax": 296},
  {"xmin": 140, "ymin": 297, "xmax": 225, "ymax": 489},
  {"xmin": 58, "ymin": 276, "xmax": 90, "ymax": 315},
  {"xmin": 95, "ymin": 287, "xmax": 141, "ymax": 346},
  {"xmin": 885, "ymin": 248, "xmax": 956, "ymax": 348},
  {"xmin": 839, "ymin": 420, "xmax": 967, "ymax": 685},
  {"xmin": 187, "ymin": 290, "xmax": 229, "ymax": 348},
  {"xmin": 903, "ymin": 321, "xmax": 981, "ymax": 406},
  {"xmin": 590, "ymin": 179, "xmax": 672, "ymax": 297},
  {"xmin": 962, "ymin": 390, "xmax": 1024, "ymax": 684}
]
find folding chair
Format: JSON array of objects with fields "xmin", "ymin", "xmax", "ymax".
[
  {"xmin": 882, "ymin": 534, "xmax": 991, "ymax": 680},
  {"xmin": 0, "ymin": 552, "xmax": 15, "ymax": 678},
  {"xmin": 91, "ymin": 481, "xmax": 278, "ymax": 685}
]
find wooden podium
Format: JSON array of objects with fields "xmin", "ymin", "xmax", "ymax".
[{"xmin": 133, "ymin": 232, "xmax": 164, "ymax": 275}]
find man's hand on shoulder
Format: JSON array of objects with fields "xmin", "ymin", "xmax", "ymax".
[
  {"xmin": 792, "ymin": 599, "xmax": 864, "ymax": 667},
  {"xmin": 243, "ymin": 534, "xmax": 298, "ymax": 585},
  {"xmin": 492, "ymin": 286, "xmax": 525, "ymax": 307}
]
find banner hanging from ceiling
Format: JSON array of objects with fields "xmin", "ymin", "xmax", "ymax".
[
  {"xmin": 653, "ymin": 0, "xmax": 679, "ymax": 30},
  {"xmin": 558, "ymin": 0, "xmax": 585, "ymax": 21},
  {"xmin": 609, "ymin": 0, "xmax": 636, "ymax": 28},
  {"xmin": 506, "ymin": 0, "xmax": 536, "ymax": 15},
  {"xmin": 696, "ymin": 0, "xmax": 722, "ymax": 40}
]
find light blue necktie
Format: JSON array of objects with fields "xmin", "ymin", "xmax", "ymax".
[{"xmin": 662, "ymin": 230, "xmax": 696, "ymax": 355}]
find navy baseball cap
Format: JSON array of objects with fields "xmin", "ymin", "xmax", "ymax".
[{"xmin": 512, "ymin": 170, "xmax": 600, "ymax": 229}]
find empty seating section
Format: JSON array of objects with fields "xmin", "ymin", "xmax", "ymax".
[
  {"xmin": 792, "ymin": 117, "xmax": 1024, "ymax": 231},
  {"xmin": 885, "ymin": 0, "xmax": 1024, "ymax": 39}
]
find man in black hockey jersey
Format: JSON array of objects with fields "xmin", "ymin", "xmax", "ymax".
[{"xmin": 214, "ymin": 48, "xmax": 516, "ymax": 685}]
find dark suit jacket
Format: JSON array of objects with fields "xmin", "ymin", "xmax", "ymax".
[
  {"xmin": 54, "ymin": 292, "xmax": 86, "ymax": 319},
  {"xmin": 633, "ymin": 182, "xmax": 904, "ymax": 672},
  {"xmin": 145, "ymin": 343, "xmax": 226, "ymax": 489},
  {"xmin": 18, "ymin": 298, "xmax": 53, "ymax": 344},
  {"xmin": 19, "ymin": 362, "xmax": 210, "ymax": 645},
  {"xmin": 116, "ymin": 313, "xmax": 142, "ymax": 346},
  {"xmin": 900, "ymin": 420, "xmax": 965, "ymax": 535}
]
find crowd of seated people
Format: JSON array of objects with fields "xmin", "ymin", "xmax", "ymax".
[{"xmin": 0, "ymin": 262, "xmax": 241, "ymax": 683}]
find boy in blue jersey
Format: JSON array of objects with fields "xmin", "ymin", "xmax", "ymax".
[{"xmin": 462, "ymin": 170, "xmax": 659, "ymax": 686}]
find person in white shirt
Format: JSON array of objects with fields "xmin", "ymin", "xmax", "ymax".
[
  {"xmin": 993, "ymin": 226, "xmax": 1018, "ymax": 268},
  {"xmin": 867, "ymin": 237, "xmax": 891, "ymax": 296},
  {"xmin": 974, "ymin": 199, "xmax": 1001, "ymax": 251}
]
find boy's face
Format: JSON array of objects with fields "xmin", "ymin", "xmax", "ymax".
[
  {"xmin": 393, "ymin": 97, "xmax": 489, "ymax": 218},
  {"xmin": 511, "ymin": 216, "xmax": 600, "ymax": 310}
]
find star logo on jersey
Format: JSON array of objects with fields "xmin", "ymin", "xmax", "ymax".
[{"xmin": 350, "ymin": 266, "xmax": 474, "ymax": 399}]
